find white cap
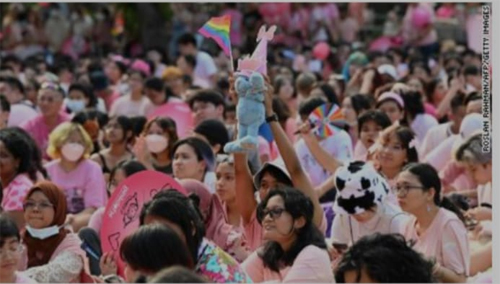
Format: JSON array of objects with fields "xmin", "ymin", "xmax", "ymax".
[
  {"xmin": 378, "ymin": 64, "xmax": 398, "ymax": 80},
  {"xmin": 253, "ymin": 160, "xmax": 291, "ymax": 189}
]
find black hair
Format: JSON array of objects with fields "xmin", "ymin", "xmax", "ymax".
[
  {"xmin": 272, "ymin": 97, "xmax": 291, "ymax": 127},
  {"xmin": 72, "ymin": 109, "xmax": 109, "ymax": 130},
  {"xmin": 273, "ymin": 75, "xmax": 294, "ymax": 97},
  {"xmin": 130, "ymin": 116, "xmax": 148, "ymax": 138},
  {"xmin": 193, "ymin": 119, "xmax": 229, "ymax": 154},
  {"xmin": 402, "ymin": 163, "xmax": 465, "ymax": 222},
  {"xmin": 144, "ymin": 77, "xmax": 164, "ymax": 92},
  {"xmin": 298, "ymin": 97, "xmax": 327, "ymax": 117},
  {"xmin": 108, "ymin": 160, "xmax": 147, "ymax": 195},
  {"xmin": 177, "ymin": 33, "xmax": 197, "ymax": 47},
  {"xmin": 357, "ymin": 110, "xmax": 392, "ymax": 135},
  {"xmin": 10, "ymin": 127, "xmax": 48, "ymax": 180},
  {"xmin": 384, "ymin": 126, "xmax": 419, "ymax": 164},
  {"xmin": 140, "ymin": 190, "xmax": 205, "ymax": 263},
  {"xmin": 0, "ymin": 127, "xmax": 40, "ymax": 182},
  {"xmin": 0, "ymin": 214, "xmax": 20, "ymax": 247},
  {"xmin": 350, "ymin": 94, "xmax": 374, "ymax": 115},
  {"xmin": 256, "ymin": 186, "xmax": 327, "ymax": 273},
  {"xmin": 401, "ymin": 90, "xmax": 425, "ymax": 121},
  {"xmin": 464, "ymin": 91, "xmax": 481, "ymax": 106},
  {"xmin": 450, "ymin": 92, "xmax": 466, "ymax": 113},
  {"xmin": 424, "ymin": 78, "xmax": 442, "ymax": 105},
  {"xmin": 111, "ymin": 60, "xmax": 128, "ymax": 75},
  {"xmin": 0, "ymin": 76, "xmax": 25, "ymax": 95},
  {"xmin": 409, "ymin": 60, "xmax": 431, "ymax": 77},
  {"xmin": 335, "ymin": 233, "xmax": 435, "ymax": 283},
  {"xmin": 109, "ymin": 116, "xmax": 134, "ymax": 143},
  {"xmin": 128, "ymin": 68, "xmax": 147, "ymax": 80},
  {"xmin": 120, "ymin": 224, "xmax": 194, "ymax": 273},
  {"xmin": 149, "ymin": 266, "xmax": 207, "ymax": 283},
  {"xmin": 181, "ymin": 54, "xmax": 197, "ymax": 69},
  {"xmin": 187, "ymin": 90, "xmax": 225, "ymax": 109},
  {"xmin": 68, "ymin": 83, "xmax": 98, "ymax": 108},
  {"xmin": 317, "ymin": 83, "xmax": 339, "ymax": 106},
  {"xmin": 463, "ymin": 65, "xmax": 480, "ymax": 77},
  {"xmin": 0, "ymin": 94, "xmax": 10, "ymax": 112},
  {"xmin": 171, "ymin": 137, "xmax": 215, "ymax": 172},
  {"xmin": 2, "ymin": 55, "xmax": 22, "ymax": 66}
]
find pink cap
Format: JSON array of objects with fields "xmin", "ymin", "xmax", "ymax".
[
  {"xmin": 130, "ymin": 59, "xmax": 151, "ymax": 77},
  {"xmin": 377, "ymin": 92, "xmax": 404, "ymax": 108}
]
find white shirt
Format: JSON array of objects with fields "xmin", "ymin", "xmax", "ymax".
[
  {"xmin": 411, "ymin": 113, "xmax": 438, "ymax": 144},
  {"xmin": 294, "ymin": 130, "xmax": 353, "ymax": 187},
  {"xmin": 194, "ymin": 51, "xmax": 217, "ymax": 87},
  {"xmin": 8, "ymin": 103, "xmax": 39, "ymax": 127},
  {"xmin": 331, "ymin": 202, "xmax": 409, "ymax": 246},
  {"xmin": 109, "ymin": 95, "xmax": 150, "ymax": 117},
  {"xmin": 420, "ymin": 122, "xmax": 453, "ymax": 159}
]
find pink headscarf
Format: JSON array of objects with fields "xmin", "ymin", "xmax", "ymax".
[{"xmin": 179, "ymin": 179, "xmax": 233, "ymax": 250}]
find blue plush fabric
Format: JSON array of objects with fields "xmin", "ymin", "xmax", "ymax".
[{"xmin": 224, "ymin": 72, "xmax": 266, "ymax": 153}]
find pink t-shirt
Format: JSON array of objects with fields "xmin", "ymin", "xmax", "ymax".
[
  {"xmin": 424, "ymin": 134, "xmax": 456, "ymax": 172},
  {"xmin": 439, "ymin": 160, "xmax": 476, "ymax": 191},
  {"xmin": 242, "ymin": 245, "xmax": 334, "ymax": 283},
  {"xmin": 353, "ymin": 141, "xmax": 368, "ymax": 162},
  {"xmin": 403, "ymin": 208, "xmax": 470, "ymax": 276},
  {"xmin": 15, "ymin": 272, "xmax": 37, "ymax": 283},
  {"xmin": 420, "ymin": 122, "xmax": 453, "ymax": 159},
  {"xmin": 20, "ymin": 113, "xmax": 71, "ymax": 161},
  {"xmin": 1, "ymin": 174, "xmax": 34, "ymax": 211},
  {"xmin": 45, "ymin": 159, "xmax": 107, "ymax": 214}
]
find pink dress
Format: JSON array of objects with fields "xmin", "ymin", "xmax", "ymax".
[
  {"xmin": 242, "ymin": 245, "xmax": 334, "ymax": 283},
  {"xmin": 45, "ymin": 159, "xmax": 107, "ymax": 214},
  {"xmin": 1, "ymin": 174, "xmax": 33, "ymax": 211},
  {"xmin": 403, "ymin": 208, "xmax": 470, "ymax": 276},
  {"xmin": 20, "ymin": 112, "xmax": 71, "ymax": 161}
]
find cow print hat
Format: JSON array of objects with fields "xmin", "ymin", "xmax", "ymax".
[{"xmin": 333, "ymin": 161, "xmax": 390, "ymax": 215}]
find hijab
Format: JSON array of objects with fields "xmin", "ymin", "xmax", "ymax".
[
  {"xmin": 23, "ymin": 181, "xmax": 69, "ymax": 268},
  {"xmin": 180, "ymin": 179, "xmax": 234, "ymax": 250}
]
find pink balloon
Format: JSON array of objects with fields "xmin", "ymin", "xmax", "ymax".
[
  {"xmin": 412, "ymin": 6, "xmax": 431, "ymax": 28},
  {"xmin": 313, "ymin": 42, "xmax": 330, "ymax": 60},
  {"xmin": 101, "ymin": 171, "xmax": 187, "ymax": 276},
  {"xmin": 148, "ymin": 101, "xmax": 194, "ymax": 138}
]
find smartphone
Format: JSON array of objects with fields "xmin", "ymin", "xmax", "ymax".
[
  {"xmin": 81, "ymin": 241, "xmax": 101, "ymax": 261},
  {"xmin": 332, "ymin": 243, "xmax": 348, "ymax": 253}
]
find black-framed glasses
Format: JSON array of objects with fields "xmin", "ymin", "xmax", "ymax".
[
  {"xmin": 394, "ymin": 184, "xmax": 425, "ymax": 197},
  {"xmin": 258, "ymin": 207, "xmax": 286, "ymax": 221},
  {"xmin": 23, "ymin": 200, "xmax": 54, "ymax": 210}
]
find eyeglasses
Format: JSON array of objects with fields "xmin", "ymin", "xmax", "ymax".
[
  {"xmin": 23, "ymin": 200, "xmax": 54, "ymax": 210},
  {"xmin": 258, "ymin": 207, "xmax": 286, "ymax": 221},
  {"xmin": 0, "ymin": 244, "xmax": 24, "ymax": 258},
  {"xmin": 394, "ymin": 184, "xmax": 425, "ymax": 197}
]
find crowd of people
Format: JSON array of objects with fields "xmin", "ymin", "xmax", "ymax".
[{"xmin": 0, "ymin": 2, "xmax": 493, "ymax": 284}]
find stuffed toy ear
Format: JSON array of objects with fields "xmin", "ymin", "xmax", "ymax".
[
  {"xmin": 249, "ymin": 72, "xmax": 265, "ymax": 91},
  {"xmin": 235, "ymin": 76, "xmax": 251, "ymax": 96}
]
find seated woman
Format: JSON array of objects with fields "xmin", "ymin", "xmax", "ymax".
[
  {"xmin": 140, "ymin": 190, "xmax": 251, "ymax": 283},
  {"xmin": 330, "ymin": 161, "xmax": 408, "ymax": 262},
  {"xmin": 180, "ymin": 178, "xmax": 250, "ymax": 262},
  {"xmin": 0, "ymin": 128, "xmax": 40, "ymax": 228},
  {"xmin": 397, "ymin": 163, "xmax": 470, "ymax": 283},
  {"xmin": 21, "ymin": 181, "xmax": 91, "ymax": 283},
  {"xmin": 45, "ymin": 122, "xmax": 107, "ymax": 232},
  {"xmin": 242, "ymin": 186, "xmax": 333, "ymax": 283},
  {"xmin": 90, "ymin": 116, "xmax": 134, "ymax": 181},
  {"xmin": 120, "ymin": 224, "xmax": 194, "ymax": 282},
  {"xmin": 0, "ymin": 214, "xmax": 36, "ymax": 283},
  {"xmin": 353, "ymin": 110, "xmax": 392, "ymax": 161},
  {"xmin": 171, "ymin": 137, "xmax": 216, "ymax": 193},
  {"xmin": 134, "ymin": 117, "xmax": 178, "ymax": 175}
]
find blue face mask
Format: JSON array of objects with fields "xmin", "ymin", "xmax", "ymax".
[{"xmin": 66, "ymin": 99, "xmax": 86, "ymax": 113}]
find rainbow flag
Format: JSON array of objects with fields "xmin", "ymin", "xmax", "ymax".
[{"xmin": 198, "ymin": 15, "xmax": 232, "ymax": 56}]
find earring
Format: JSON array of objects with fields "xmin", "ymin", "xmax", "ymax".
[{"xmin": 426, "ymin": 204, "xmax": 431, "ymax": 213}]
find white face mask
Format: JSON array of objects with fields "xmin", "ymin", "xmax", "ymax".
[
  {"xmin": 61, "ymin": 143, "xmax": 85, "ymax": 162},
  {"xmin": 26, "ymin": 225, "xmax": 62, "ymax": 240},
  {"xmin": 145, "ymin": 134, "xmax": 168, "ymax": 153},
  {"xmin": 66, "ymin": 99, "xmax": 86, "ymax": 113}
]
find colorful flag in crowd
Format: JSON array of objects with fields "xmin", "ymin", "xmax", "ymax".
[{"xmin": 198, "ymin": 15, "xmax": 232, "ymax": 56}]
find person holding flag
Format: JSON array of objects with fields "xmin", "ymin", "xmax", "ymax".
[{"xmin": 177, "ymin": 33, "xmax": 218, "ymax": 88}]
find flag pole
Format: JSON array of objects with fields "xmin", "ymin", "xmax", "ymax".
[{"xmin": 229, "ymin": 41, "xmax": 235, "ymax": 73}]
